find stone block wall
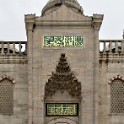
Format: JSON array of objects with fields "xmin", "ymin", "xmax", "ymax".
[
  {"xmin": 0, "ymin": 64, "xmax": 28, "ymax": 124},
  {"xmin": 99, "ymin": 61, "xmax": 124, "ymax": 124}
]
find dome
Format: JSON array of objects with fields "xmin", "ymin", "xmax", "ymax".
[
  {"xmin": 47, "ymin": 0, "xmax": 79, "ymax": 4},
  {"xmin": 42, "ymin": 0, "xmax": 83, "ymax": 16}
]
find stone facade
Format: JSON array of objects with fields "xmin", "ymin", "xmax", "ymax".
[{"xmin": 0, "ymin": 0, "xmax": 124, "ymax": 124}]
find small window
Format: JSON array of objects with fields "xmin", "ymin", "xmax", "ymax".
[
  {"xmin": 0, "ymin": 79, "xmax": 14, "ymax": 114},
  {"xmin": 110, "ymin": 79, "xmax": 124, "ymax": 114}
]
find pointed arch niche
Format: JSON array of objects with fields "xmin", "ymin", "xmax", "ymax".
[
  {"xmin": 0, "ymin": 74, "xmax": 15, "ymax": 114},
  {"xmin": 44, "ymin": 53, "xmax": 81, "ymax": 123},
  {"xmin": 108, "ymin": 75, "xmax": 124, "ymax": 114}
]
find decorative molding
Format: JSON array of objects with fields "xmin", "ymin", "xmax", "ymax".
[
  {"xmin": 0, "ymin": 74, "xmax": 15, "ymax": 84},
  {"xmin": 0, "ymin": 55, "xmax": 28, "ymax": 64},
  {"xmin": 99, "ymin": 53, "xmax": 124, "ymax": 63},
  {"xmin": 92, "ymin": 14, "xmax": 104, "ymax": 31},
  {"xmin": 45, "ymin": 53, "xmax": 81, "ymax": 98},
  {"xmin": 108, "ymin": 75, "xmax": 124, "ymax": 85}
]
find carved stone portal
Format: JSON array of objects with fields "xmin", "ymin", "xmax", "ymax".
[{"xmin": 45, "ymin": 53, "xmax": 81, "ymax": 98}]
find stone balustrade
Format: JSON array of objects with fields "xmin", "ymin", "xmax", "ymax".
[
  {"xmin": 100, "ymin": 40, "xmax": 124, "ymax": 54},
  {"xmin": 0, "ymin": 40, "xmax": 124, "ymax": 56},
  {"xmin": 0, "ymin": 41, "xmax": 27, "ymax": 55}
]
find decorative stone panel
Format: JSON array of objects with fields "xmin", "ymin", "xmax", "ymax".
[
  {"xmin": 45, "ymin": 53, "xmax": 81, "ymax": 98},
  {"xmin": 109, "ymin": 75, "xmax": 124, "ymax": 114},
  {"xmin": 0, "ymin": 75, "xmax": 15, "ymax": 115}
]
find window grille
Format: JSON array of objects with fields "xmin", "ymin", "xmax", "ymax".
[
  {"xmin": 111, "ymin": 79, "xmax": 124, "ymax": 114},
  {"xmin": 0, "ymin": 79, "xmax": 14, "ymax": 114}
]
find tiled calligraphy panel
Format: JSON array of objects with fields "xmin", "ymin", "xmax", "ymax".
[{"xmin": 44, "ymin": 36, "xmax": 83, "ymax": 47}]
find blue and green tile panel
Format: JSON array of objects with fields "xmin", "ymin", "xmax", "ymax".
[{"xmin": 44, "ymin": 36, "xmax": 83, "ymax": 47}]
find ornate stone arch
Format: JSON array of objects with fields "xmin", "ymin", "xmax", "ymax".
[
  {"xmin": 47, "ymin": 118, "xmax": 78, "ymax": 124},
  {"xmin": 45, "ymin": 53, "xmax": 81, "ymax": 98},
  {"xmin": 0, "ymin": 74, "xmax": 15, "ymax": 114},
  {"xmin": 0, "ymin": 74, "xmax": 15, "ymax": 84},
  {"xmin": 108, "ymin": 74, "xmax": 124, "ymax": 85},
  {"xmin": 108, "ymin": 74, "xmax": 124, "ymax": 114}
]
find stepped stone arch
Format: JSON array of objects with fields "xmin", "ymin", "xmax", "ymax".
[
  {"xmin": 47, "ymin": 118, "xmax": 78, "ymax": 124},
  {"xmin": 45, "ymin": 53, "xmax": 81, "ymax": 98}
]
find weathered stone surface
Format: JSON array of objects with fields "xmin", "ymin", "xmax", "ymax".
[{"xmin": 0, "ymin": 0, "xmax": 124, "ymax": 124}]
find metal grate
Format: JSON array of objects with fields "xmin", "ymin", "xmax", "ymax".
[
  {"xmin": 0, "ymin": 79, "xmax": 13, "ymax": 114},
  {"xmin": 111, "ymin": 79, "xmax": 124, "ymax": 114}
]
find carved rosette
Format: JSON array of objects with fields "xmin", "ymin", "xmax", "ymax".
[{"xmin": 45, "ymin": 53, "xmax": 81, "ymax": 98}]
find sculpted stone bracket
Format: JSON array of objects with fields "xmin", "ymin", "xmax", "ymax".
[{"xmin": 45, "ymin": 53, "xmax": 81, "ymax": 98}]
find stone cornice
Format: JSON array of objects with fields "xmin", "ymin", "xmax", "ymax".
[
  {"xmin": 99, "ymin": 53, "xmax": 124, "ymax": 63},
  {"xmin": 0, "ymin": 55, "xmax": 28, "ymax": 64},
  {"xmin": 35, "ymin": 20, "xmax": 92, "ymax": 27},
  {"xmin": 92, "ymin": 14, "xmax": 104, "ymax": 30},
  {"xmin": 25, "ymin": 14, "xmax": 36, "ymax": 34}
]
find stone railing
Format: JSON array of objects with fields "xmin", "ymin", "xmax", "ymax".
[
  {"xmin": 0, "ymin": 41, "xmax": 27, "ymax": 55},
  {"xmin": 99, "ymin": 40, "xmax": 124, "ymax": 62},
  {"xmin": 99, "ymin": 40, "xmax": 124, "ymax": 54}
]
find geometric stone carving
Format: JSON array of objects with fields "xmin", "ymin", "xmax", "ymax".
[
  {"xmin": 110, "ymin": 79, "xmax": 124, "ymax": 114},
  {"xmin": 111, "ymin": 79, "xmax": 124, "ymax": 114},
  {"xmin": 108, "ymin": 75, "xmax": 124, "ymax": 114},
  {"xmin": 0, "ymin": 78, "xmax": 14, "ymax": 114},
  {"xmin": 45, "ymin": 53, "xmax": 81, "ymax": 98}
]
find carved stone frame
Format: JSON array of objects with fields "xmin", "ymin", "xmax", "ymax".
[{"xmin": 108, "ymin": 74, "xmax": 124, "ymax": 116}]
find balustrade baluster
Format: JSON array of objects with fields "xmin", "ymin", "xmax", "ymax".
[
  {"xmin": 109, "ymin": 40, "xmax": 112, "ymax": 53},
  {"xmin": 103, "ymin": 41, "xmax": 106, "ymax": 53},
  {"xmin": 19, "ymin": 42, "xmax": 22, "ymax": 54},
  {"xmin": 1, "ymin": 43, "xmax": 4, "ymax": 55},
  {"xmin": 13, "ymin": 43, "xmax": 15, "ymax": 55},
  {"xmin": 7, "ymin": 43, "xmax": 10, "ymax": 54},
  {"xmin": 25, "ymin": 43, "xmax": 27, "ymax": 54},
  {"xmin": 115, "ymin": 41, "xmax": 118, "ymax": 53},
  {"xmin": 0, "ymin": 43, "xmax": 1, "ymax": 54},
  {"xmin": 122, "ymin": 40, "xmax": 124, "ymax": 53},
  {"xmin": 118, "ymin": 41, "xmax": 122, "ymax": 53}
]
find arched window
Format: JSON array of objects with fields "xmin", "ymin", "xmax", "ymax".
[
  {"xmin": 0, "ymin": 79, "xmax": 14, "ymax": 114},
  {"xmin": 110, "ymin": 79, "xmax": 124, "ymax": 114}
]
